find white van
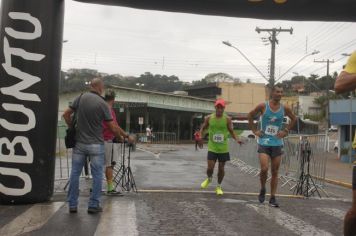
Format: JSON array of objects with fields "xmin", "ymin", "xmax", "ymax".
[{"xmin": 232, "ymin": 120, "xmax": 256, "ymax": 139}]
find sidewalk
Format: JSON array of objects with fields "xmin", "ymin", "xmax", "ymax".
[{"xmin": 325, "ymin": 152, "xmax": 353, "ymax": 185}]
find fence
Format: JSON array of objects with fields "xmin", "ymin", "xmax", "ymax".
[
  {"xmin": 56, "ymin": 125, "xmax": 71, "ymax": 180},
  {"xmin": 55, "ymin": 125, "xmax": 133, "ymax": 183},
  {"xmin": 136, "ymin": 132, "xmax": 177, "ymax": 145},
  {"xmin": 229, "ymin": 134, "xmax": 329, "ymax": 197},
  {"xmin": 55, "ymin": 125, "xmax": 175, "ymax": 181}
]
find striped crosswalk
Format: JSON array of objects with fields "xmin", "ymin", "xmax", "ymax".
[
  {"xmin": 0, "ymin": 197, "xmax": 349, "ymax": 236},
  {"xmin": 94, "ymin": 200, "xmax": 138, "ymax": 236},
  {"xmin": 316, "ymin": 207, "xmax": 346, "ymax": 220},
  {"xmin": 247, "ymin": 204, "xmax": 333, "ymax": 236},
  {"xmin": 0, "ymin": 202, "xmax": 64, "ymax": 236}
]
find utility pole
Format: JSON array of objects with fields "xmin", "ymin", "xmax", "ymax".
[
  {"xmin": 314, "ymin": 59, "xmax": 335, "ymax": 146},
  {"xmin": 256, "ymin": 27, "xmax": 293, "ymax": 87},
  {"xmin": 314, "ymin": 59, "xmax": 335, "ymax": 76}
]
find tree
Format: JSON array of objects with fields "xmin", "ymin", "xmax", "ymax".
[{"xmin": 59, "ymin": 69, "xmax": 185, "ymax": 94}]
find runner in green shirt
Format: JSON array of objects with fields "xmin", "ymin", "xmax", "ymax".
[{"xmin": 199, "ymin": 99, "xmax": 239, "ymax": 195}]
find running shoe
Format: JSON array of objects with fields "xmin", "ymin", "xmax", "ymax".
[
  {"xmin": 258, "ymin": 188, "xmax": 266, "ymax": 203},
  {"xmin": 215, "ymin": 186, "xmax": 224, "ymax": 195},
  {"xmin": 269, "ymin": 196, "xmax": 279, "ymax": 208},
  {"xmin": 200, "ymin": 178, "xmax": 211, "ymax": 189},
  {"xmin": 107, "ymin": 190, "xmax": 123, "ymax": 196},
  {"xmin": 87, "ymin": 206, "xmax": 103, "ymax": 214},
  {"xmin": 69, "ymin": 207, "xmax": 77, "ymax": 213}
]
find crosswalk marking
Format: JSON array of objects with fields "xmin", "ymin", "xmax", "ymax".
[
  {"xmin": 247, "ymin": 204, "xmax": 334, "ymax": 236},
  {"xmin": 0, "ymin": 202, "xmax": 64, "ymax": 236},
  {"xmin": 316, "ymin": 208, "xmax": 346, "ymax": 220},
  {"xmin": 94, "ymin": 200, "xmax": 138, "ymax": 236}
]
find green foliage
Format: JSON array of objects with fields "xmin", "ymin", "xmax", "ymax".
[
  {"xmin": 59, "ymin": 70, "xmax": 241, "ymax": 94},
  {"xmin": 340, "ymin": 147, "xmax": 349, "ymax": 155},
  {"xmin": 59, "ymin": 69, "xmax": 184, "ymax": 94},
  {"xmin": 191, "ymin": 72, "xmax": 239, "ymax": 86},
  {"xmin": 303, "ymin": 113, "xmax": 323, "ymax": 122}
]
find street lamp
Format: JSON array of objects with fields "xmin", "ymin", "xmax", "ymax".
[
  {"xmin": 222, "ymin": 41, "xmax": 269, "ymax": 83},
  {"xmin": 276, "ymin": 50, "xmax": 320, "ymax": 82}
]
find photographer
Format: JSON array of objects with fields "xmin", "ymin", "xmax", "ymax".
[
  {"xmin": 63, "ymin": 79, "xmax": 134, "ymax": 214},
  {"xmin": 103, "ymin": 89, "xmax": 133, "ymax": 195}
]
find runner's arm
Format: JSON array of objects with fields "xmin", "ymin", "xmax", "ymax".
[
  {"xmin": 283, "ymin": 105, "xmax": 297, "ymax": 133},
  {"xmin": 248, "ymin": 103, "xmax": 264, "ymax": 136},
  {"xmin": 199, "ymin": 115, "xmax": 210, "ymax": 137},
  {"xmin": 334, "ymin": 71, "xmax": 356, "ymax": 94},
  {"xmin": 227, "ymin": 117, "xmax": 238, "ymax": 141}
]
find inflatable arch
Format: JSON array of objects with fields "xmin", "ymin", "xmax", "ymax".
[{"xmin": 0, "ymin": 0, "xmax": 355, "ymax": 204}]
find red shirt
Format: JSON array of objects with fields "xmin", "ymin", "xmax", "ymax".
[{"xmin": 103, "ymin": 108, "xmax": 118, "ymax": 141}]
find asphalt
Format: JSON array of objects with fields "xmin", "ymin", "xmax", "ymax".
[{"xmin": 0, "ymin": 144, "xmax": 354, "ymax": 236}]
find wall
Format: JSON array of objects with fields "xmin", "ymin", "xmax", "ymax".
[
  {"xmin": 218, "ymin": 82, "xmax": 266, "ymax": 114},
  {"xmin": 298, "ymin": 96, "xmax": 321, "ymax": 116}
]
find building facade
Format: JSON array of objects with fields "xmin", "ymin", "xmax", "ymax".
[
  {"xmin": 58, "ymin": 86, "xmax": 215, "ymax": 140},
  {"xmin": 330, "ymin": 99, "xmax": 356, "ymax": 158},
  {"xmin": 185, "ymin": 82, "xmax": 267, "ymax": 119},
  {"xmin": 281, "ymin": 95, "xmax": 321, "ymax": 118}
]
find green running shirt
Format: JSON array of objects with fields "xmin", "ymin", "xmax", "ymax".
[{"xmin": 208, "ymin": 113, "xmax": 229, "ymax": 153}]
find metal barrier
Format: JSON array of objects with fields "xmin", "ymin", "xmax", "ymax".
[
  {"xmin": 56, "ymin": 125, "xmax": 72, "ymax": 180},
  {"xmin": 229, "ymin": 134, "xmax": 329, "ymax": 197},
  {"xmin": 55, "ymin": 125, "xmax": 133, "ymax": 183},
  {"xmin": 136, "ymin": 132, "xmax": 177, "ymax": 145}
]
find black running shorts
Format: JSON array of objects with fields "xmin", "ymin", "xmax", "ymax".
[
  {"xmin": 258, "ymin": 145, "xmax": 283, "ymax": 158},
  {"xmin": 207, "ymin": 151, "xmax": 230, "ymax": 162}
]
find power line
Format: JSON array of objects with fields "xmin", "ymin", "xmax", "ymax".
[
  {"xmin": 255, "ymin": 27, "xmax": 293, "ymax": 86},
  {"xmin": 313, "ymin": 59, "xmax": 335, "ymax": 76}
]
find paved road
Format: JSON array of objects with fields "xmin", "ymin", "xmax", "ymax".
[{"xmin": 0, "ymin": 145, "xmax": 353, "ymax": 236}]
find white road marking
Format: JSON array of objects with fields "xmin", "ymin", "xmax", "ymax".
[
  {"xmin": 94, "ymin": 200, "xmax": 138, "ymax": 236},
  {"xmin": 316, "ymin": 208, "xmax": 346, "ymax": 220},
  {"xmin": 136, "ymin": 147, "xmax": 160, "ymax": 159},
  {"xmin": 0, "ymin": 202, "xmax": 64, "ymax": 236},
  {"xmin": 247, "ymin": 204, "xmax": 334, "ymax": 236},
  {"xmin": 221, "ymin": 199, "xmax": 248, "ymax": 204}
]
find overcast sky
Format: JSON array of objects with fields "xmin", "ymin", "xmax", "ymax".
[{"xmin": 62, "ymin": 0, "xmax": 356, "ymax": 83}]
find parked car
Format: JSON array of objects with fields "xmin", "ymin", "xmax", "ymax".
[{"xmin": 329, "ymin": 126, "xmax": 338, "ymax": 132}]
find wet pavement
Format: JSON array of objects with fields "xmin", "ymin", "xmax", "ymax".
[{"xmin": 1, "ymin": 145, "xmax": 353, "ymax": 236}]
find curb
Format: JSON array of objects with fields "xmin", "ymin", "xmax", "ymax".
[
  {"xmin": 137, "ymin": 189, "xmax": 304, "ymax": 199},
  {"xmin": 324, "ymin": 178, "xmax": 352, "ymax": 189}
]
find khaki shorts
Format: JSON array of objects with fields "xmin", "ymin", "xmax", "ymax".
[{"xmin": 104, "ymin": 141, "xmax": 122, "ymax": 167}]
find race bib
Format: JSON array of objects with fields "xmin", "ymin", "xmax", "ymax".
[
  {"xmin": 265, "ymin": 125, "xmax": 279, "ymax": 136},
  {"xmin": 213, "ymin": 134, "xmax": 224, "ymax": 143}
]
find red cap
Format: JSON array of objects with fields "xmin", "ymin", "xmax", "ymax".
[{"xmin": 215, "ymin": 99, "xmax": 225, "ymax": 108}]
